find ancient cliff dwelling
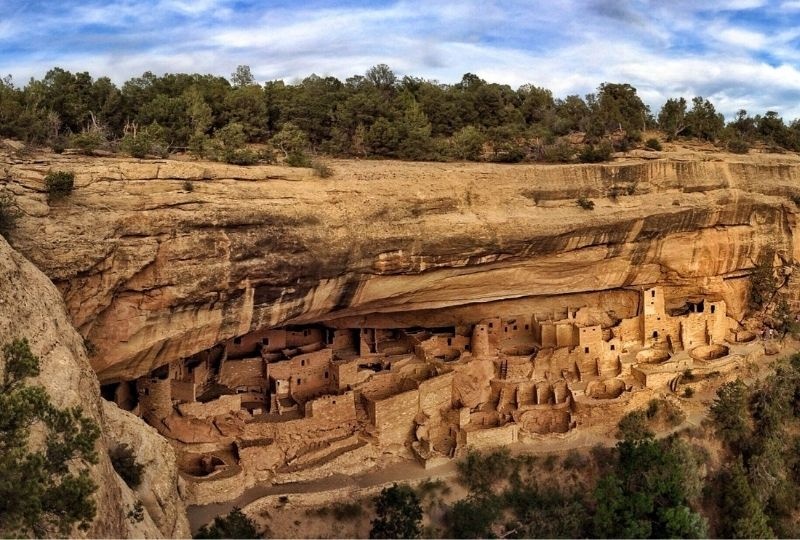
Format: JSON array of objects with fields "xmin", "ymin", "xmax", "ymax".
[{"xmin": 94, "ymin": 284, "xmax": 750, "ymax": 493}]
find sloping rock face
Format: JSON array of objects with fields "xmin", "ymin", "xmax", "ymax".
[
  {"xmin": 103, "ymin": 401, "xmax": 191, "ymax": 538},
  {"xmin": 4, "ymin": 152, "xmax": 800, "ymax": 381},
  {"xmin": 0, "ymin": 236, "xmax": 164, "ymax": 537}
]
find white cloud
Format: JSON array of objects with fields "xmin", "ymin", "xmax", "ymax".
[{"xmin": 3, "ymin": 0, "xmax": 800, "ymax": 120}]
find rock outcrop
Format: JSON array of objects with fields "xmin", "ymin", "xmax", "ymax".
[
  {"xmin": 103, "ymin": 401, "xmax": 191, "ymax": 538},
  {"xmin": 4, "ymin": 151, "xmax": 800, "ymax": 381},
  {"xmin": 0, "ymin": 235, "xmax": 184, "ymax": 537}
]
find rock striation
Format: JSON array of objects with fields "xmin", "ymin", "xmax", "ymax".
[{"xmin": 4, "ymin": 151, "xmax": 800, "ymax": 382}]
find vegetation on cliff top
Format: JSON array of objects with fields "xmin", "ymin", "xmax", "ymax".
[{"xmin": 1, "ymin": 65, "xmax": 798, "ymax": 164}]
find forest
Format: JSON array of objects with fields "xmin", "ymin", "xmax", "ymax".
[{"xmin": 0, "ymin": 64, "xmax": 798, "ymax": 164}]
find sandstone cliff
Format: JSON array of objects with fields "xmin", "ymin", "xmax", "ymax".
[
  {"xmin": 4, "ymin": 149, "xmax": 800, "ymax": 381},
  {"xmin": 0, "ymin": 235, "xmax": 181, "ymax": 537}
]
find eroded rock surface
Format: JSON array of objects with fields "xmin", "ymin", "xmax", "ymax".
[
  {"xmin": 0, "ymin": 236, "xmax": 163, "ymax": 537},
  {"xmin": 4, "ymin": 151, "xmax": 800, "ymax": 381}
]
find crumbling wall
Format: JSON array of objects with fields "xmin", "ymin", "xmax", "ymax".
[
  {"xmin": 371, "ymin": 388, "xmax": 419, "ymax": 445},
  {"xmin": 305, "ymin": 391, "xmax": 357, "ymax": 422},
  {"xmin": 219, "ymin": 357, "xmax": 265, "ymax": 389},
  {"xmin": 138, "ymin": 377, "xmax": 173, "ymax": 421},
  {"xmin": 418, "ymin": 371, "xmax": 454, "ymax": 418},
  {"xmin": 462, "ymin": 423, "xmax": 519, "ymax": 449},
  {"xmin": 178, "ymin": 394, "xmax": 242, "ymax": 419}
]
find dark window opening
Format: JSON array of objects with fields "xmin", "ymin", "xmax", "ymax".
[
  {"xmin": 324, "ymin": 371, "xmax": 329, "ymax": 379},
  {"xmin": 525, "ymin": 324, "xmax": 529, "ymax": 330},
  {"xmin": 234, "ymin": 337, "xmax": 242, "ymax": 345},
  {"xmin": 296, "ymin": 378, "xmax": 301, "ymax": 385},
  {"xmin": 651, "ymin": 290, "xmax": 656, "ymax": 298},
  {"xmin": 465, "ymin": 345, "xmax": 471, "ymax": 351},
  {"xmin": 262, "ymin": 337, "xmax": 269, "ymax": 345},
  {"xmin": 301, "ymin": 359, "xmax": 305, "ymax": 366},
  {"xmin": 610, "ymin": 344, "xmax": 616, "ymax": 351},
  {"xmin": 447, "ymin": 338, "xmax": 452, "ymax": 346},
  {"xmin": 489, "ymin": 322, "xmax": 493, "ymax": 328},
  {"xmin": 513, "ymin": 325, "xmax": 518, "ymax": 331},
  {"xmin": 711, "ymin": 305, "xmax": 716, "ymax": 314},
  {"xmin": 653, "ymin": 331, "xmax": 659, "ymax": 339},
  {"xmin": 584, "ymin": 347, "xmax": 589, "ymax": 354}
]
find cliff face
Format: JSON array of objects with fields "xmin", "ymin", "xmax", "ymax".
[
  {"xmin": 0, "ymin": 236, "xmax": 168, "ymax": 538},
  {"xmin": 4, "ymin": 151, "xmax": 800, "ymax": 381}
]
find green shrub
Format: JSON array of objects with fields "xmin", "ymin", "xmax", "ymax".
[
  {"xmin": 223, "ymin": 148, "xmax": 258, "ymax": 165},
  {"xmin": 286, "ymin": 151, "xmax": 311, "ymax": 168},
  {"xmin": 44, "ymin": 170, "xmax": 75, "ymax": 200},
  {"xmin": 370, "ymin": 484, "xmax": 422, "ymax": 539},
  {"xmin": 70, "ymin": 130, "xmax": 105, "ymax": 155},
  {"xmin": 728, "ymin": 138, "xmax": 750, "ymax": 154},
  {"xmin": 109, "ymin": 443, "xmax": 144, "ymax": 489},
  {"xmin": 645, "ymin": 138, "xmax": 662, "ymax": 151},
  {"xmin": 331, "ymin": 501, "xmax": 363, "ymax": 521},
  {"xmin": 683, "ymin": 387, "xmax": 695, "ymax": 398},
  {"xmin": 183, "ymin": 180, "xmax": 194, "ymax": 192},
  {"xmin": 578, "ymin": 141, "xmax": 613, "ymax": 163},
  {"xmin": 562, "ymin": 449, "xmax": 589, "ymax": 470},
  {"xmin": 450, "ymin": 125, "xmax": 485, "ymax": 161},
  {"xmin": 541, "ymin": 140, "xmax": 575, "ymax": 163},
  {"xmin": 311, "ymin": 160, "xmax": 333, "ymax": 178},
  {"xmin": 617, "ymin": 410, "xmax": 653, "ymax": 440},
  {"xmin": 195, "ymin": 508, "xmax": 260, "ymax": 539},
  {"xmin": 0, "ymin": 191, "xmax": 19, "ymax": 238},
  {"xmin": 120, "ymin": 125, "xmax": 168, "ymax": 158},
  {"xmin": 576, "ymin": 196, "xmax": 595, "ymax": 210}
]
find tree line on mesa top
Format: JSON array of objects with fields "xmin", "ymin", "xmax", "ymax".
[{"xmin": 0, "ymin": 63, "xmax": 796, "ymax": 163}]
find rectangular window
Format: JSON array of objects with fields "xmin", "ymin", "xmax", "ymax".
[
  {"xmin": 297, "ymin": 378, "xmax": 301, "ymax": 385},
  {"xmin": 651, "ymin": 290, "xmax": 656, "ymax": 298},
  {"xmin": 233, "ymin": 337, "xmax": 242, "ymax": 345},
  {"xmin": 262, "ymin": 337, "xmax": 269, "ymax": 345},
  {"xmin": 584, "ymin": 347, "xmax": 589, "ymax": 354},
  {"xmin": 611, "ymin": 344, "xmax": 615, "ymax": 351},
  {"xmin": 324, "ymin": 371, "xmax": 329, "ymax": 379}
]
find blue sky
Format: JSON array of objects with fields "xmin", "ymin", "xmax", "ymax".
[{"xmin": 3, "ymin": 0, "xmax": 800, "ymax": 119}]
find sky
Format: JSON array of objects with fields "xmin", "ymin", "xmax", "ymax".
[{"xmin": 3, "ymin": 0, "xmax": 800, "ymax": 120}]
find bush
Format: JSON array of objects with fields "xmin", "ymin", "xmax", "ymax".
[
  {"xmin": 370, "ymin": 484, "xmax": 422, "ymax": 539},
  {"xmin": 195, "ymin": 508, "xmax": 260, "ymax": 539},
  {"xmin": 450, "ymin": 125, "xmax": 485, "ymax": 161},
  {"xmin": 223, "ymin": 148, "xmax": 258, "ymax": 165},
  {"xmin": 576, "ymin": 196, "xmax": 595, "ymax": 210},
  {"xmin": 645, "ymin": 138, "xmax": 662, "ymax": 151},
  {"xmin": 311, "ymin": 160, "xmax": 333, "ymax": 178},
  {"xmin": 183, "ymin": 180, "xmax": 194, "ymax": 192},
  {"xmin": 578, "ymin": 141, "xmax": 613, "ymax": 163},
  {"xmin": 109, "ymin": 444, "xmax": 144, "ymax": 489},
  {"xmin": 683, "ymin": 387, "xmax": 695, "ymax": 398},
  {"xmin": 540, "ymin": 140, "xmax": 575, "ymax": 163},
  {"xmin": 70, "ymin": 130, "xmax": 106, "ymax": 155},
  {"xmin": 0, "ymin": 191, "xmax": 19, "ymax": 238},
  {"xmin": 562, "ymin": 449, "xmax": 589, "ymax": 470},
  {"xmin": 792, "ymin": 194, "xmax": 800, "ymax": 206},
  {"xmin": 285, "ymin": 151, "xmax": 311, "ymax": 168},
  {"xmin": 728, "ymin": 138, "xmax": 750, "ymax": 154},
  {"xmin": 120, "ymin": 124, "xmax": 168, "ymax": 158},
  {"xmin": 44, "ymin": 170, "xmax": 75, "ymax": 200},
  {"xmin": 331, "ymin": 501, "xmax": 363, "ymax": 521},
  {"xmin": 617, "ymin": 410, "xmax": 654, "ymax": 440}
]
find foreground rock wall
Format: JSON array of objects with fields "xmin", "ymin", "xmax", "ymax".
[
  {"xmin": 4, "ymin": 153, "xmax": 800, "ymax": 381},
  {"xmin": 0, "ymin": 236, "xmax": 165, "ymax": 537}
]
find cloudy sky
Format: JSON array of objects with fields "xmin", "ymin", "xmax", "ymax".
[{"xmin": 3, "ymin": 0, "xmax": 800, "ymax": 119}]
